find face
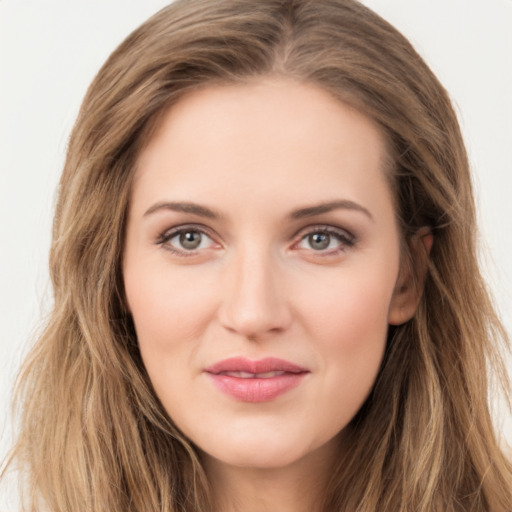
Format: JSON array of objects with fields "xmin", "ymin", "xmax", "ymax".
[{"xmin": 123, "ymin": 78, "xmax": 417, "ymax": 473}]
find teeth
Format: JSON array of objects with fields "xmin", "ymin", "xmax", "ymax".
[
  {"xmin": 257, "ymin": 371, "xmax": 286, "ymax": 378},
  {"xmin": 220, "ymin": 370, "xmax": 286, "ymax": 378},
  {"xmin": 232, "ymin": 371, "xmax": 256, "ymax": 378}
]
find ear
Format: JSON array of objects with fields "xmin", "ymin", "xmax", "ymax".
[{"xmin": 388, "ymin": 227, "xmax": 433, "ymax": 326}]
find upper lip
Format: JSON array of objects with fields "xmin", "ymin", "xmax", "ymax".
[{"xmin": 204, "ymin": 357, "xmax": 309, "ymax": 375}]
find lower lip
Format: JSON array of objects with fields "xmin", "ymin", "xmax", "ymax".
[{"xmin": 206, "ymin": 373, "xmax": 307, "ymax": 402}]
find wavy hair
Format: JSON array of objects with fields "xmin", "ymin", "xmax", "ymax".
[{"xmin": 3, "ymin": 0, "xmax": 511, "ymax": 510}]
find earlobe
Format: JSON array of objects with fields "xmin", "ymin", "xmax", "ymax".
[{"xmin": 388, "ymin": 227, "xmax": 433, "ymax": 326}]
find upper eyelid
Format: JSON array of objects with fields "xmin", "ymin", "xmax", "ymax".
[
  {"xmin": 293, "ymin": 224, "xmax": 355, "ymax": 241},
  {"xmin": 156, "ymin": 223, "xmax": 356, "ymax": 249},
  {"xmin": 158, "ymin": 223, "xmax": 217, "ymax": 241},
  {"xmin": 158, "ymin": 222, "xmax": 353, "ymax": 236}
]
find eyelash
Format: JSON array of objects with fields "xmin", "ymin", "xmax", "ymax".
[
  {"xmin": 156, "ymin": 224, "xmax": 356, "ymax": 257},
  {"xmin": 293, "ymin": 225, "xmax": 356, "ymax": 256},
  {"xmin": 156, "ymin": 224, "xmax": 217, "ymax": 257}
]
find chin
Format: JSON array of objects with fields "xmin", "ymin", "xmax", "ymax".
[
  {"xmin": 202, "ymin": 442, "xmax": 310, "ymax": 470},
  {"xmin": 193, "ymin": 420, "xmax": 341, "ymax": 471}
]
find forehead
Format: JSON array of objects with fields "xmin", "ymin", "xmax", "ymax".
[{"xmin": 132, "ymin": 78, "xmax": 394, "ymax": 219}]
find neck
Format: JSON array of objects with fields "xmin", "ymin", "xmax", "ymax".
[{"xmin": 202, "ymin": 439, "xmax": 339, "ymax": 512}]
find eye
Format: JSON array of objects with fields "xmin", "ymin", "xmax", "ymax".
[
  {"xmin": 295, "ymin": 226, "xmax": 355, "ymax": 254},
  {"xmin": 157, "ymin": 225, "xmax": 218, "ymax": 255}
]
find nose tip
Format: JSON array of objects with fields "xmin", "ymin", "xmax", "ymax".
[
  {"xmin": 218, "ymin": 252, "xmax": 292, "ymax": 340},
  {"xmin": 221, "ymin": 303, "xmax": 287, "ymax": 340}
]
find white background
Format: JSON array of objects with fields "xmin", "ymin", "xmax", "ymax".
[{"xmin": 1, "ymin": 0, "xmax": 511, "ymax": 507}]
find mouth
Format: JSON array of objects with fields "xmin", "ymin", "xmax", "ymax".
[
  {"xmin": 204, "ymin": 357, "xmax": 309, "ymax": 402},
  {"xmin": 217, "ymin": 370, "xmax": 290, "ymax": 378}
]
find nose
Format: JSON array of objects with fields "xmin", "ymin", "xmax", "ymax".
[{"xmin": 217, "ymin": 246, "xmax": 292, "ymax": 341}]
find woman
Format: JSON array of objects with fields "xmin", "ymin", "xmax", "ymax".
[{"xmin": 2, "ymin": 0, "xmax": 511, "ymax": 510}]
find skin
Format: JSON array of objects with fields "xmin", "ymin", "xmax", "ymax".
[{"xmin": 123, "ymin": 77, "xmax": 422, "ymax": 512}]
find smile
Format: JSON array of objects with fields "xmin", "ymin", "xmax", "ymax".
[{"xmin": 204, "ymin": 357, "xmax": 309, "ymax": 402}]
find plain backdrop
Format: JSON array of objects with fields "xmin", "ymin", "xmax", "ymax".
[{"xmin": 1, "ymin": 0, "xmax": 511, "ymax": 507}]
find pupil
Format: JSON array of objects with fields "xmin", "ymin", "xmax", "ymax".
[
  {"xmin": 309, "ymin": 233, "xmax": 330, "ymax": 250},
  {"xmin": 180, "ymin": 231, "xmax": 201, "ymax": 249}
]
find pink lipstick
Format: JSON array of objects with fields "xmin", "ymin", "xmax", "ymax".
[{"xmin": 204, "ymin": 357, "xmax": 309, "ymax": 402}]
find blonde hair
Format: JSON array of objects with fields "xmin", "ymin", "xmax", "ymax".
[{"xmin": 3, "ymin": 0, "xmax": 511, "ymax": 510}]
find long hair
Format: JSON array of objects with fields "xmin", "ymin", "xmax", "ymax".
[{"xmin": 3, "ymin": 0, "xmax": 511, "ymax": 510}]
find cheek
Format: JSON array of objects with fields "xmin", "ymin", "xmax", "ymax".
[
  {"xmin": 125, "ymin": 263, "xmax": 218, "ymax": 345},
  {"xmin": 300, "ymin": 262, "xmax": 396, "ymax": 349},
  {"xmin": 297, "ymin": 262, "xmax": 397, "ymax": 408},
  {"xmin": 123, "ymin": 265, "xmax": 219, "ymax": 412}
]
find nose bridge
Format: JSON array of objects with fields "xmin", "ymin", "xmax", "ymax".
[{"xmin": 219, "ymin": 241, "xmax": 290, "ymax": 338}]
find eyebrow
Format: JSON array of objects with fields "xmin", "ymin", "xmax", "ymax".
[
  {"xmin": 143, "ymin": 201, "xmax": 221, "ymax": 219},
  {"xmin": 143, "ymin": 199, "xmax": 373, "ymax": 222},
  {"xmin": 289, "ymin": 200, "xmax": 374, "ymax": 221}
]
